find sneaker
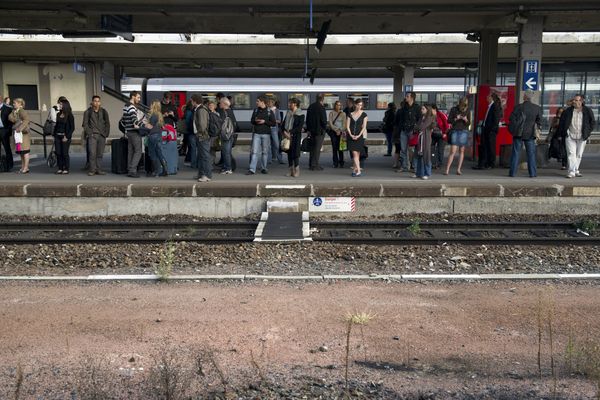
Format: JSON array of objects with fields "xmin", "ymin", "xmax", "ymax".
[
  {"xmin": 87, "ymin": 171, "xmax": 96, "ymax": 176},
  {"xmin": 411, "ymin": 174, "xmax": 418, "ymax": 178},
  {"xmin": 224, "ymin": 170, "xmax": 233, "ymax": 175},
  {"xmin": 127, "ymin": 173, "xmax": 140, "ymax": 178},
  {"xmin": 421, "ymin": 176, "xmax": 429, "ymax": 180},
  {"xmin": 261, "ymin": 169, "xmax": 268, "ymax": 174},
  {"xmin": 575, "ymin": 172, "xmax": 583, "ymax": 177},
  {"xmin": 245, "ymin": 170, "xmax": 255, "ymax": 175},
  {"xmin": 197, "ymin": 176, "xmax": 209, "ymax": 182},
  {"xmin": 566, "ymin": 173, "xmax": 575, "ymax": 179}
]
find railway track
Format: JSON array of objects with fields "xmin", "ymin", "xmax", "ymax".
[{"xmin": 0, "ymin": 221, "xmax": 597, "ymax": 245}]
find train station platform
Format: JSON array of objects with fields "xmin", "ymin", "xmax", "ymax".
[{"xmin": 0, "ymin": 146, "xmax": 599, "ymax": 218}]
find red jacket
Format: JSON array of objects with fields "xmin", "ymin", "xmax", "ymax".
[{"xmin": 436, "ymin": 111, "xmax": 449, "ymax": 134}]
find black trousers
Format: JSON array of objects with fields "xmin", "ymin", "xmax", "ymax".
[
  {"xmin": 55, "ymin": 136, "xmax": 71, "ymax": 171},
  {"xmin": 309, "ymin": 133, "xmax": 325, "ymax": 169},
  {"xmin": 288, "ymin": 132, "xmax": 302, "ymax": 168},
  {"xmin": 431, "ymin": 135, "xmax": 445, "ymax": 168},
  {"xmin": 0, "ymin": 128, "xmax": 13, "ymax": 171},
  {"xmin": 328, "ymin": 132, "xmax": 345, "ymax": 167},
  {"xmin": 478, "ymin": 129, "xmax": 497, "ymax": 168}
]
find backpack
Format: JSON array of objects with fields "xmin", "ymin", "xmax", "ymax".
[
  {"xmin": 508, "ymin": 108, "xmax": 526, "ymax": 137},
  {"xmin": 118, "ymin": 118, "xmax": 127, "ymax": 134},
  {"xmin": 220, "ymin": 116, "xmax": 235, "ymax": 140}
]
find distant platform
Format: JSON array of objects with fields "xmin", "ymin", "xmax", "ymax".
[{"xmin": 0, "ymin": 151, "xmax": 598, "ymax": 217}]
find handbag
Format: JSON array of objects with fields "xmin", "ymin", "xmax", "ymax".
[
  {"xmin": 408, "ymin": 131, "xmax": 419, "ymax": 147},
  {"xmin": 43, "ymin": 119, "xmax": 55, "ymax": 136},
  {"xmin": 339, "ymin": 135, "xmax": 347, "ymax": 151},
  {"xmin": 300, "ymin": 136, "xmax": 312, "ymax": 152},
  {"xmin": 280, "ymin": 137, "xmax": 290, "ymax": 152}
]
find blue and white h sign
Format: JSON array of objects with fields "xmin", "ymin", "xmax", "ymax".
[{"xmin": 522, "ymin": 60, "xmax": 539, "ymax": 91}]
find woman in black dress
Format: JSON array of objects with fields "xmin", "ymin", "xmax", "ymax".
[{"xmin": 345, "ymin": 98, "xmax": 367, "ymax": 177}]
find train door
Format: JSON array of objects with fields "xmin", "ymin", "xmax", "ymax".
[{"xmin": 170, "ymin": 91, "xmax": 187, "ymax": 119}]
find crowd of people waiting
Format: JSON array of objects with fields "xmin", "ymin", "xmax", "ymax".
[{"xmin": 0, "ymin": 89, "xmax": 595, "ymax": 180}]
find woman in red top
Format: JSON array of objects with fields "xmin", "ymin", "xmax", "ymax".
[{"xmin": 431, "ymin": 104, "xmax": 449, "ymax": 169}]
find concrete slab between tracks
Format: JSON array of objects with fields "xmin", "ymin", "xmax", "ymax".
[
  {"xmin": 1, "ymin": 273, "xmax": 599, "ymax": 282},
  {"xmin": 0, "ymin": 192, "xmax": 598, "ymax": 217}
]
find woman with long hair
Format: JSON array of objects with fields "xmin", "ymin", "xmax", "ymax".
[
  {"xmin": 145, "ymin": 100, "xmax": 168, "ymax": 177},
  {"xmin": 53, "ymin": 98, "xmax": 74, "ymax": 174},
  {"xmin": 444, "ymin": 97, "xmax": 470, "ymax": 175},
  {"xmin": 345, "ymin": 98, "xmax": 367, "ymax": 177},
  {"xmin": 8, "ymin": 98, "xmax": 31, "ymax": 173},
  {"xmin": 413, "ymin": 104, "xmax": 436, "ymax": 180}
]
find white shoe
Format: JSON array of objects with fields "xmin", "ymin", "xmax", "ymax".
[
  {"xmin": 566, "ymin": 173, "xmax": 575, "ymax": 179},
  {"xmin": 421, "ymin": 176, "xmax": 429, "ymax": 180},
  {"xmin": 575, "ymin": 172, "xmax": 583, "ymax": 177},
  {"xmin": 197, "ymin": 176, "xmax": 209, "ymax": 182},
  {"xmin": 411, "ymin": 174, "xmax": 418, "ymax": 178}
]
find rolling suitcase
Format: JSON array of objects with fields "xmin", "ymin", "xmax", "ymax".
[
  {"xmin": 160, "ymin": 140, "xmax": 179, "ymax": 175},
  {"xmin": 111, "ymin": 137, "xmax": 128, "ymax": 174}
]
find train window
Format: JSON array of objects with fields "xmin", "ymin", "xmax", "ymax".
[
  {"xmin": 289, "ymin": 93, "xmax": 310, "ymax": 109},
  {"xmin": 232, "ymin": 93, "xmax": 250, "ymax": 109},
  {"xmin": 323, "ymin": 94, "xmax": 339, "ymax": 109},
  {"xmin": 376, "ymin": 93, "xmax": 393, "ymax": 109},
  {"xmin": 414, "ymin": 93, "xmax": 429, "ymax": 105},
  {"xmin": 202, "ymin": 93, "xmax": 217, "ymax": 104},
  {"xmin": 586, "ymin": 72, "xmax": 600, "ymax": 130},
  {"xmin": 435, "ymin": 93, "xmax": 461, "ymax": 112},
  {"xmin": 542, "ymin": 72, "xmax": 564, "ymax": 130},
  {"xmin": 565, "ymin": 72, "xmax": 585, "ymax": 104},
  {"xmin": 347, "ymin": 94, "xmax": 369, "ymax": 109}
]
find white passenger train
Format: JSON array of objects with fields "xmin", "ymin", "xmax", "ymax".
[{"xmin": 122, "ymin": 77, "xmax": 467, "ymax": 131}]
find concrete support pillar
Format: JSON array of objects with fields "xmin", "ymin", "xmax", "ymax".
[
  {"xmin": 391, "ymin": 65, "xmax": 415, "ymax": 105},
  {"xmin": 516, "ymin": 16, "xmax": 544, "ymax": 104},
  {"xmin": 478, "ymin": 30, "xmax": 500, "ymax": 86}
]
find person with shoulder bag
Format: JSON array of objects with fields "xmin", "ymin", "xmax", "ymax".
[
  {"xmin": 191, "ymin": 94, "xmax": 212, "ymax": 182},
  {"xmin": 144, "ymin": 100, "xmax": 169, "ymax": 177},
  {"xmin": 217, "ymin": 97, "xmax": 238, "ymax": 175},
  {"xmin": 52, "ymin": 99, "xmax": 75, "ymax": 175},
  {"xmin": 82, "ymin": 95, "xmax": 110, "ymax": 176},
  {"xmin": 282, "ymin": 97, "xmax": 305, "ymax": 177},
  {"xmin": 8, "ymin": 98, "xmax": 31, "ymax": 174},
  {"xmin": 327, "ymin": 100, "xmax": 346, "ymax": 168},
  {"xmin": 508, "ymin": 91, "xmax": 542, "ymax": 178}
]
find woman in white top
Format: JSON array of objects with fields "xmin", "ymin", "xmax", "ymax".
[{"xmin": 327, "ymin": 100, "xmax": 345, "ymax": 168}]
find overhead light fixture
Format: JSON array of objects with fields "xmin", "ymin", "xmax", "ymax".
[
  {"xmin": 466, "ymin": 32, "xmax": 480, "ymax": 42},
  {"xmin": 314, "ymin": 20, "xmax": 331, "ymax": 53},
  {"xmin": 514, "ymin": 13, "xmax": 528, "ymax": 25}
]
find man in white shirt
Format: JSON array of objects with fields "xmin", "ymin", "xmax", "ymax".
[{"xmin": 558, "ymin": 94, "xmax": 596, "ymax": 178}]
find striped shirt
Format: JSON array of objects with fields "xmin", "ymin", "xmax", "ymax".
[{"xmin": 122, "ymin": 103, "xmax": 141, "ymax": 131}]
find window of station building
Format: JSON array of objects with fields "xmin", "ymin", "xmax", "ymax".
[
  {"xmin": 7, "ymin": 85, "xmax": 39, "ymax": 110},
  {"xmin": 565, "ymin": 72, "xmax": 585, "ymax": 104},
  {"xmin": 323, "ymin": 94, "xmax": 339, "ymax": 109},
  {"xmin": 376, "ymin": 93, "xmax": 393, "ymax": 109},
  {"xmin": 435, "ymin": 93, "xmax": 461, "ymax": 112},
  {"xmin": 347, "ymin": 94, "xmax": 369, "ymax": 109},
  {"xmin": 586, "ymin": 72, "xmax": 600, "ymax": 129},
  {"xmin": 542, "ymin": 73, "xmax": 564, "ymax": 131},
  {"xmin": 232, "ymin": 93, "xmax": 250, "ymax": 109},
  {"xmin": 289, "ymin": 93, "xmax": 310, "ymax": 109}
]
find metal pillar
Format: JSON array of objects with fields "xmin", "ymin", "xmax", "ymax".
[
  {"xmin": 478, "ymin": 30, "xmax": 500, "ymax": 86},
  {"xmin": 516, "ymin": 16, "xmax": 544, "ymax": 104}
]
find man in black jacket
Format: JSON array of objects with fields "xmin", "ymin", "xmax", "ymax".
[
  {"xmin": 508, "ymin": 91, "xmax": 542, "ymax": 178},
  {"xmin": 161, "ymin": 92, "xmax": 178, "ymax": 128},
  {"xmin": 474, "ymin": 93, "xmax": 502, "ymax": 169},
  {"xmin": 247, "ymin": 95, "xmax": 276, "ymax": 175},
  {"xmin": 0, "ymin": 96, "xmax": 13, "ymax": 171},
  {"xmin": 306, "ymin": 94, "xmax": 328, "ymax": 170},
  {"xmin": 558, "ymin": 94, "xmax": 596, "ymax": 178},
  {"xmin": 394, "ymin": 92, "xmax": 420, "ymax": 171}
]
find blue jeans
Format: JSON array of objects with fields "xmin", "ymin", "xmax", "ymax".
[
  {"xmin": 384, "ymin": 129, "xmax": 393, "ymax": 155},
  {"xmin": 509, "ymin": 138, "xmax": 537, "ymax": 177},
  {"xmin": 147, "ymin": 133, "xmax": 166, "ymax": 173},
  {"xmin": 197, "ymin": 137, "xmax": 212, "ymax": 179},
  {"xmin": 249, "ymin": 134, "xmax": 271, "ymax": 172},
  {"xmin": 399, "ymin": 130, "xmax": 411, "ymax": 170},
  {"xmin": 415, "ymin": 155, "xmax": 432, "ymax": 177},
  {"xmin": 186, "ymin": 133, "xmax": 198, "ymax": 168},
  {"xmin": 221, "ymin": 138, "xmax": 233, "ymax": 171},
  {"xmin": 269, "ymin": 126, "xmax": 282, "ymax": 163}
]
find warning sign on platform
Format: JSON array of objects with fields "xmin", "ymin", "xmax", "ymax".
[{"xmin": 308, "ymin": 197, "xmax": 356, "ymax": 212}]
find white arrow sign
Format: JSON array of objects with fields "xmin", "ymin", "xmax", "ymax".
[{"xmin": 525, "ymin": 77, "xmax": 537, "ymax": 90}]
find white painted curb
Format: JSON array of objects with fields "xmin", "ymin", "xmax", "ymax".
[{"xmin": 0, "ymin": 273, "xmax": 599, "ymax": 282}]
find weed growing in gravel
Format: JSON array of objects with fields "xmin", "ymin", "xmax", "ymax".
[
  {"xmin": 75, "ymin": 356, "xmax": 116, "ymax": 400},
  {"xmin": 407, "ymin": 220, "xmax": 421, "ymax": 236},
  {"xmin": 535, "ymin": 290, "xmax": 558, "ymax": 396},
  {"xmin": 147, "ymin": 348, "xmax": 192, "ymax": 400},
  {"xmin": 344, "ymin": 312, "xmax": 376, "ymax": 391},
  {"xmin": 562, "ymin": 336, "xmax": 600, "ymax": 399},
  {"xmin": 13, "ymin": 363, "xmax": 23, "ymax": 400},
  {"xmin": 575, "ymin": 219, "xmax": 598, "ymax": 235},
  {"xmin": 157, "ymin": 241, "xmax": 176, "ymax": 281}
]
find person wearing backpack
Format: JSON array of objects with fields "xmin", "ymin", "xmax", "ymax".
[
  {"xmin": 190, "ymin": 94, "xmax": 211, "ymax": 182},
  {"xmin": 557, "ymin": 94, "xmax": 596, "ymax": 178},
  {"xmin": 217, "ymin": 97, "xmax": 238, "ymax": 174},
  {"xmin": 508, "ymin": 91, "xmax": 542, "ymax": 178}
]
